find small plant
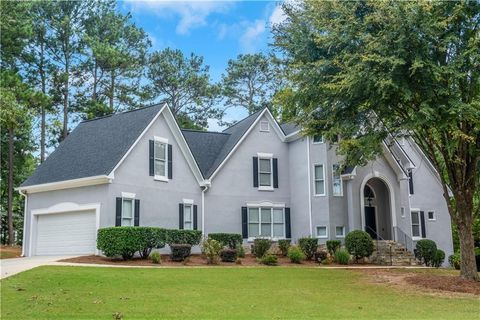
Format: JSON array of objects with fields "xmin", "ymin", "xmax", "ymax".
[
  {"xmin": 208, "ymin": 233, "xmax": 242, "ymax": 249},
  {"xmin": 326, "ymin": 240, "xmax": 341, "ymax": 255},
  {"xmin": 448, "ymin": 252, "xmax": 460, "ymax": 270},
  {"xmin": 260, "ymin": 252, "xmax": 278, "ymax": 266},
  {"xmin": 220, "ymin": 248, "xmax": 237, "ymax": 262},
  {"xmin": 182, "ymin": 256, "xmax": 190, "ymax": 265},
  {"xmin": 345, "ymin": 230, "xmax": 374, "ymax": 262},
  {"xmin": 298, "ymin": 237, "xmax": 318, "ymax": 260},
  {"xmin": 252, "ymin": 238, "xmax": 272, "ymax": 258},
  {"xmin": 432, "ymin": 249, "xmax": 445, "ymax": 268},
  {"xmin": 314, "ymin": 250, "xmax": 328, "ymax": 263},
  {"xmin": 170, "ymin": 244, "xmax": 192, "ymax": 262},
  {"xmin": 236, "ymin": 244, "xmax": 245, "ymax": 258},
  {"xmin": 335, "ymin": 249, "xmax": 350, "ymax": 265},
  {"xmin": 287, "ymin": 245, "xmax": 305, "ymax": 263},
  {"xmin": 201, "ymin": 238, "xmax": 223, "ymax": 264},
  {"xmin": 235, "ymin": 258, "xmax": 242, "ymax": 265},
  {"xmin": 414, "ymin": 239, "xmax": 437, "ymax": 266},
  {"xmin": 278, "ymin": 239, "xmax": 291, "ymax": 256},
  {"xmin": 150, "ymin": 251, "xmax": 161, "ymax": 264}
]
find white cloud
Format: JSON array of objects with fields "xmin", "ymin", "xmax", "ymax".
[
  {"xmin": 239, "ymin": 20, "xmax": 266, "ymax": 53},
  {"xmin": 124, "ymin": 1, "xmax": 232, "ymax": 35},
  {"xmin": 269, "ymin": 4, "xmax": 287, "ymax": 26}
]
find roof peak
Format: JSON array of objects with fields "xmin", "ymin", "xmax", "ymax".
[
  {"xmin": 81, "ymin": 103, "xmax": 163, "ymax": 123},
  {"xmin": 222, "ymin": 108, "xmax": 265, "ymax": 133}
]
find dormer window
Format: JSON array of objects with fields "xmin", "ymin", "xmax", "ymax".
[
  {"xmin": 260, "ymin": 121, "xmax": 270, "ymax": 132},
  {"xmin": 149, "ymin": 136, "xmax": 171, "ymax": 181},
  {"xmin": 253, "ymin": 153, "xmax": 278, "ymax": 190}
]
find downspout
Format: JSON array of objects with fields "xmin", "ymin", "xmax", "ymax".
[
  {"xmin": 201, "ymin": 180, "xmax": 211, "ymax": 236},
  {"xmin": 306, "ymin": 136, "xmax": 313, "ymax": 237},
  {"xmin": 18, "ymin": 189, "xmax": 27, "ymax": 257}
]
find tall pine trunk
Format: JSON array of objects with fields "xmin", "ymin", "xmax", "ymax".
[
  {"xmin": 109, "ymin": 70, "xmax": 115, "ymax": 110},
  {"xmin": 62, "ymin": 58, "xmax": 69, "ymax": 140},
  {"xmin": 40, "ymin": 41, "xmax": 46, "ymax": 162},
  {"xmin": 7, "ymin": 127, "xmax": 15, "ymax": 245}
]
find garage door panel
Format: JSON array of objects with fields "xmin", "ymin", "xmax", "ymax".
[{"xmin": 35, "ymin": 210, "xmax": 96, "ymax": 255}]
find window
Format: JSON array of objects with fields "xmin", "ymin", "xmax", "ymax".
[
  {"xmin": 316, "ymin": 226, "xmax": 328, "ymax": 238},
  {"xmin": 332, "ymin": 164, "xmax": 343, "ymax": 196},
  {"xmin": 260, "ymin": 121, "xmax": 269, "ymax": 132},
  {"xmin": 411, "ymin": 211, "xmax": 421, "ymax": 238},
  {"xmin": 154, "ymin": 138, "xmax": 168, "ymax": 179},
  {"xmin": 121, "ymin": 198, "xmax": 134, "ymax": 226},
  {"xmin": 248, "ymin": 207, "xmax": 285, "ymax": 238},
  {"xmin": 428, "ymin": 211, "xmax": 435, "ymax": 221},
  {"xmin": 183, "ymin": 204, "xmax": 193, "ymax": 230},
  {"xmin": 258, "ymin": 158, "xmax": 273, "ymax": 188},
  {"xmin": 335, "ymin": 226, "xmax": 345, "ymax": 238},
  {"xmin": 314, "ymin": 164, "xmax": 325, "ymax": 195},
  {"xmin": 408, "ymin": 170, "xmax": 414, "ymax": 194},
  {"xmin": 401, "ymin": 207, "xmax": 405, "ymax": 218},
  {"xmin": 313, "ymin": 135, "xmax": 324, "ymax": 143}
]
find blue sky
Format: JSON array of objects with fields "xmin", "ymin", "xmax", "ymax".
[{"xmin": 118, "ymin": 0, "xmax": 285, "ymax": 130}]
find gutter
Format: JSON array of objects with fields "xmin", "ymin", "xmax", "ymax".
[
  {"xmin": 201, "ymin": 180, "xmax": 211, "ymax": 236},
  {"xmin": 16, "ymin": 175, "xmax": 112, "ymax": 194},
  {"xmin": 18, "ymin": 189, "xmax": 27, "ymax": 257}
]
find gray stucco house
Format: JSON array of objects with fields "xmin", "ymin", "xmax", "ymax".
[{"xmin": 18, "ymin": 103, "xmax": 453, "ymax": 258}]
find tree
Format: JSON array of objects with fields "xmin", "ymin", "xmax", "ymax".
[
  {"xmin": 273, "ymin": 1, "xmax": 480, "ymax": 280},
  {"xmin": 147, "ymin": 48, "xmax": 221, "ymax": 129},
  {"xmin": 221, "ymin": 53, "xmax": 278, "ymax": 115}
]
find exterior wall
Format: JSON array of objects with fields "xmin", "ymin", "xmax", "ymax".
[{"xmin": 204, "ymin": 115, "xmax": 290, "ymax": 240}]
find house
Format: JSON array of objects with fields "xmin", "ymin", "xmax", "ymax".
[{"xmin": 18, "ymin": 103, "xmax": 453, "ymax": 258}]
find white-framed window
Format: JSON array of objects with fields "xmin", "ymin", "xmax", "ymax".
[
  {"xmin": 411, "ymin": 210, "xmax": 421, "ymax": 238},
  {"xmin": 314, "ymin": 164, "xmax": 325, "ymax": 195},
  {"xmin": 332, "ymin": 164, "xmax": 343, "ymax": 196},
  {"xmin": 248, "ymin": 207, "xmax": 285, "ymax": 239},
  {"xmin": 260, "ymin": 121, "xmax": 270, "ymax": 132},
  {"xmin": 335, "ymin": 226, "xmax": 345, "ymax": 238},
  {"xmin": 183, "ymin": 204, "xmax": 193, "ymax": 230},
  {"xmin": 121, "ymin": 198, "xmax": 134, "ymax": 226},
  {"xmin": 313, "ymin": 135, "xmax": 324, "ymax": 144},
  {"xmin": 316, "ymin": 225, "xmax": 328, "ymax": 238},
  {"xmin": 154, "ymin": 136, "xmax": 168, "ymax": 181},
  {"xmin": 258, "ymin": 155, "xmax": 273, "ymax": 190},
  {"xmin": 427, "ymin": 211, "xmax": 435, "ymax": 221},
  {"xmin": 401, "ymin": 207, "xmax": 405, "ymax": 218}
]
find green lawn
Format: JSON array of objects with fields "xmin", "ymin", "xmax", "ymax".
[{"xmin": 1, "ymin": 266, "xmax": 478, "ymax": 319}]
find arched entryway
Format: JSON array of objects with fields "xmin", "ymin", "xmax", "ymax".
[{"xmin": 362, "ymin": 178, "xmax": 393, "ymax": 240}]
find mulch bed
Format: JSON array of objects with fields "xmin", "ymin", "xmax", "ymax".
[
  {"xmin": 404, "ymin": 274, "xmax": 480, "ymax": 295},
  {"xmin": 0, "ymin": 245, "xmax": 22, "ymax": 259}
]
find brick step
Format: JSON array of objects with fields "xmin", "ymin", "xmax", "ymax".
[{"xmin": 371, "ymin": 240, "xmax": 417, "ymax": 266}]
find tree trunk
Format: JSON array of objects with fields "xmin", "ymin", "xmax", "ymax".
[
  {"xmin": 456, "ymin": 203, "xmax": 479, "ymax": 281},
  {"xmin": 63, "ymin": 63, "xmax": 69, "ymax": 140},
  {"xmin": 40, "ymin": 41, "xmax": 46, "ymax": 162},
  {"xmin": 109, "ymin": 70, "xmax": 114, "ymax": 110},
  {"xmin": 93, "ymin": 59, "xmax": 97, "ymax": 101},
  {"xmin": 7, "ymin": 127, "xmax": 15, "ymax": 245}
]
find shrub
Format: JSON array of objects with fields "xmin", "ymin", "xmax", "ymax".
[
  {"xmin": 432, "ymin": 249, "xmax": 445, "ymax": 268},
  {"xmin": 260, "ymin": 253, "xmax": 278, "ymax": 266},
  {"xmin": 136, "ymin": 227, "xmax": 167, "ymax": 259},
  {"xmin": 201, "ymin": 238, "xmax": 223, "ymax": 264},
  {"xmin": 166, "ymin": 230, "xmax": 202, "ymax": 246},
  {"xmin": 170, "ymin": 244, "xmax": 192, "ymax": 261},
  {"xmin": 448, "ymin": 252, "xmax": 461, "ymax": 270},
  {"xmin": 278, "ymin": 239, "xmax": 291, "ymax": 256},
  {"xmin": 97, "ymin": 227, "xmax": 144, "ymax": 260},
  {"xmin": 235, "ymin": 258, "xmax": 242, "ymax": 265},
  {"xmin": 236, "ymin": 244, "xmax": 245, "ymax": 258},
  {"xmin": 220, "ymin": 248, "xmax": 237, "ymax": 262},
  {"xmin": 252, "ymin": 238, "xmax": 272, "ymax": 258},
  {"xmin": 287, "ymin": 245, "xmax": 305, "ymax": 263},
  {"xmin": 298, "ymin": 237, "xmax": 318, "ymax": 260},
  {"xmin": 208, "ymin": 233, "xmax": 242, "ymax": 249},
  {"xmin": 326, "ymin": 240, "xmax": 341, "ymax": 255},
  {"xmin": 314, "ymin": 250, "xmax": 328, "ymax": 263},
  {"xmin": 150, "ymin": 251, "xmax": 161, "ymax": 264},
  {"xmin": 335, "ymin": 249, "xmax": 350, "ymax": 265},
  {"xmin": 345, "ymin": 230, "xmax": 374, "ymax": 261},
  {"xmin": 414, "ymin": 239, "xmax": 437, "ymax": 266}
]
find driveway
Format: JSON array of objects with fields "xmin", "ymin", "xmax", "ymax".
[{"xmin": 1, "ymin": 256, "xmax": 77, "ymax": 279}]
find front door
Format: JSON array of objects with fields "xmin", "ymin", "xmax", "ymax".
[{"xmin": 365, "ymin": 206, "xmax": 377, "ymax": 239}]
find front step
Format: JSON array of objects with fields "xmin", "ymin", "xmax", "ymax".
[{"xmin": 370, "ymin": 240, "xmax": 417, "ymax": 266}]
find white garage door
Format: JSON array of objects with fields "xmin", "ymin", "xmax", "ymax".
[{"xmin": 35, "ymin": 210, "xmax": 96, "ymax": 255}]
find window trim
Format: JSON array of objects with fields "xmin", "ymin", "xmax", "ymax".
[
  {"xmin": 316, "ymin": 225, "xmax": 328, "ymax": 239},
  {"xmin": 121, "ymin": 197, "xmax": 135, "ymax": 227},
  {"xmin": 247, "ymin": 206, "xmax": 285, "ymax": 240},
  {"xmin": 312, "ymin": 135, "xmax": 324, "ymax": 144},
  {"xmin": 153, "ymin": 136, "xmax": 169, "ymax": 182},
  {"xmin": 257, "ymin": 153, "xmax": 274, "ymax": 191},
  {"xmin": 427, "ymin": 211, "xmax": 436, "ymax": 221},
  {"xmin": 335, "ymin": 226, "xmax": 345, "ymax": 238},
  {"xmin": 332, "ymin": 164, "xmax": 343, "ymax": 197},
  {"xmin": 259, "ymin": 121, "xmax": 270, "ymax": 132},
  {"xmin": 313, "ymin": 164, "xmax": 326, "ymax": 196},
  {"xmin": 410, "ymin": 210, "xmax": 422, "ymax": 240},
  {"xmin": 183, "ymin": 203, "xmax": 193, "ymax": 230}
]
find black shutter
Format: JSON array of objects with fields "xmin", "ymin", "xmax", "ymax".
[
  {"xmin": 253, "ymin": 157, "xmax": 258, "ymax": 187},
  {"xmin": 242, "ymin": 207, "xmax": 248, "ymax": 238},
  {"xmin": 115, "ymin": 197, "xmax": 122, "ymax": 227},
  {"xmin": 168, "ymin": 144, "xmax": 173, "ymax": 179},
  {"xmin": 134, "ymin": 199, "xmax": 140, "ymax": 226},
  {"xmin": 179, "ymin": 203, "xmax": 184, "ymax": 229},
  {"xmin": 285, "ymin": 207, "xmax": 291, "ymax": 238},
  {"xmin": 408, "ymin": 170, "xmax": 414, "ymax": 194},
  {"xmin": 273, "ymin": 158, "xmax": 278, "ymax": 188},
  {"xmin": 149, "ymin": 140, "xmax": 154, "ymax": 176},
  {"xmin": 193, "ymin": 205, "xmax": 198, "ymax": 230},
  {"xmin": 420, "ymin": 211, "xmax": 426, "ymax": 238}
]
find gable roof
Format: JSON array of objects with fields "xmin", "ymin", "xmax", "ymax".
[{"xmin": 21, "ymin": 104, "xmax": 163, "ymax": 187}]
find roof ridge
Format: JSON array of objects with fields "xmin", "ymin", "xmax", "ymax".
[
  {"xmin": 81, "ymin": 103, "xmax": 163, "ymax": 123},
  {"xmin": 181, "ymin": 128, "xmax": 230, "ymax": 135},
  {"xmin": 222, "ymin": 108, "xmax": 265, "ymax": 133}
]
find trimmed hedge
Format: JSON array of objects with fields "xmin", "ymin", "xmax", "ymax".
[
  {"xmin": 220, "ymin": 248, "xmax": 237, "ymax": 262},
  {"xmin": 414, "ymin": 239, "xmax": 437, "ymax": 266},
  {"xmin": 298, "ymin": 237, "xmax": 318, "ymax": 260},
  {"xmin": 432, "ymin": 249, "xmax": 445, "ymax": 268},
  {"xmin": 136, "ymin": 227, "xmax": 166, "ymax": 259},
  {"xmin": 326, "ymin": 240, "xmax": 341, "ymax": 255},
  {"xmin": 252, "ymin": 238, "xmax": 272, "ymax": 258},
  {"xmin": 97, "ymin": 227, "xmax": 157, "ymax": 260},
  {"xmin": 208, "ymin": 233, "xmax": 242, "ymax": 249},
  {"xmin": 345, "ymin": 230, "xmax": 374, "ymax": 261},
  {"xmin": 167, "ymin": 230, "xmax": 202, "ymax": 246},
  {"xmin": 278, "ymin": 239, "xmax": 291, "ymax": 256},
  {"xmin": 170, "ymin": 244, "xmax": 192, "ymax": 261}
]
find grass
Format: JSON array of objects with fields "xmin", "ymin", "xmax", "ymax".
[{"xmin": 1, "ymin": 266, "xmax": 478, "ymax": 319}]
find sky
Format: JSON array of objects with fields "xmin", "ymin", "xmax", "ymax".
[{"xmin": 118, "ymin": 0, "xmax": 286, "ymax": 130}]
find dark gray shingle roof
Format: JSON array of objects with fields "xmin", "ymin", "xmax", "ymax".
[
  {"xmin": 21, "ymin": 104, "xmax": 163, "ymax": 187},
  {"xmin": 280, "ymin": 123, "xmax": 300, "ymax": 135}
]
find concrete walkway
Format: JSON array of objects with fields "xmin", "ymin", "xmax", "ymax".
[{"xmin": 0, "ymin": 256, "xmax": 77, "ymax": 279}]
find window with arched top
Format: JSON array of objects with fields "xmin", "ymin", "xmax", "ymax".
[{"xmin": 364, "ymin": 185, "xmax": 375, "ymax": 198}]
